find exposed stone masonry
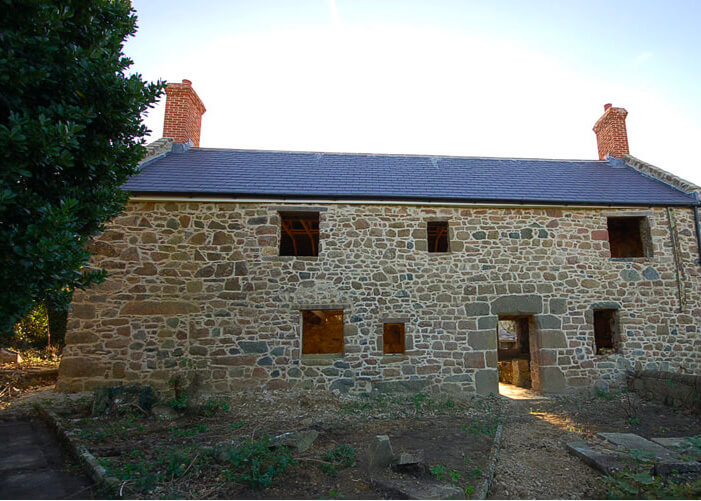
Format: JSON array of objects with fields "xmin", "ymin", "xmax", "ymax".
[{"xmin": 57, "ymin": 202, "xmax": 701, "ymax": 395}]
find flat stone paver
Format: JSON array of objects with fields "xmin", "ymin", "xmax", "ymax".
[
  {"xmin": 566, "ymin": 434, "xmax": 701, "ymax": 479},
  {"xmin": 651, "ymin": 437, "xmax": 701, "ymax": 460},
  {"xmin": 0, "ymin": 419, "xmax": 94, "ymax": 499},
  {"xmin": 566, "ymin": 440, "xmax": 637, "ymax": 475},
  {"xmin": 598, "ymin": 432, "xmax": 680, "ymax": 461}
]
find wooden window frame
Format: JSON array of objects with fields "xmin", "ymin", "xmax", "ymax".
[{"xmin": 382, "ymin": 322, "xmax": 406, "ymax": 354}]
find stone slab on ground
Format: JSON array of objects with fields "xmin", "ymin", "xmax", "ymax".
[
  {"xmin": 654, "ymin": 460, "xmax": 701, "ymax": 477},
  {"xmin": 570, "ymin": 435, "xmax": 701, "ymax": 480},
  {"xmin": 651, "ymin": 437, "xmax": 701, "ymax": 461},
  {"xmin": 598, "ymin": 432, "xmax": 680, "ymax": 461},
  {"xmin": 566, "ymin": 440, "xmax": 637, "ymax": 475},
  {"xmin": 371, "ymin": 476, "xmax": 465, "ymax": 500}
]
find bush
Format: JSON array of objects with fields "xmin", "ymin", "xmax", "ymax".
[{"xmin": 6, "ymin": 303, "xmax": 48, "ymax": 350}]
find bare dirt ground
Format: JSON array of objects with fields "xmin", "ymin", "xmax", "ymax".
[
  {"xmin": 2, "ymin": 372, "xmax": 699, "ymax": 500},
  {"xmin": 51, "ymin": 390, "xmax": 500, "ymax": 499},
  {"xmin": 489, "ymin": 391, "xmax": 700, "ymax": 499},
  {"xmin": 0, "ymin": 353, "xmax": 60, "ymax": 415}
]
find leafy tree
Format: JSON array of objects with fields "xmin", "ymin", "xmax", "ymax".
[{"xmin": 0, "ymin": 0, "xmax": 164, "ymax": 333}]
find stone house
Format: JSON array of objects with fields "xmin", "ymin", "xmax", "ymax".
[{"xmin": 57, "ymin": 80, "xmax": 701, "ymax": 396}]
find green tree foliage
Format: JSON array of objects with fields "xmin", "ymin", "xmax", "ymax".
[{"xmin": 0, "ymin": 0, "xmax": 164, "ymax": 333}]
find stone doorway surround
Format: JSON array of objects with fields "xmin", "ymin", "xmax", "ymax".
[{"xmin": 473, "ymin": 295, "xmax": 567, "ymax": 395}]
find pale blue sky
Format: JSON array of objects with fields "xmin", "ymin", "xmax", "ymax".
[{"xmin": 125, "ymin": 0, "xmax": 701, "ymax": 185}]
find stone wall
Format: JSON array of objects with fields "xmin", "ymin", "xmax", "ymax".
[
  {"xmin": 628, "ymin": 370, "xmax": 701, "ymax": 411},
  {"xmin": 57, "ymin": 202, "xmax": 701, "ymax": 396}
]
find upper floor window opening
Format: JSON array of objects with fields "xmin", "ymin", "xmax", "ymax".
[
  {"xmin": 607, "ymin": 216, "xmax": 652, "ymax": 258},
  {"xmin": 280, "ymin": 212, "xmax": 320, "ymax": 257},
  {"xmin": 427, "ymin": 221, "xmax": 449, "ymax": 253}
]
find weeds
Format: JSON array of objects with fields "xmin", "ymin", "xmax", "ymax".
[
  {"xmin": 321, "ymin": 491, "xmax": 346, "ymax": 499},
  {"xmin": 166, "ymin": 392, "xmax": 191, "ymax": 411},
  {"xmin": 221, "ymin": 436, "xmax": 296, "ymax": 488},
  {"xmin": 411, "ymin": 392, "xmax": 429, "ymax": 412},
  {"xmin": 430, "ymin": 464, "xmax": 475, "ymax": 497},
  {"xmin": 461, "ymin": 417, "xmax": 498, "ymax": 436},
  {"xmin": 619, "ymin": 391, "xmax": 640, "ymax": 423},
  {"xmin": 200, "ymin": 397, "xmax": 230, "ymax": 417},
  {"xmin": 229, "ymin": 420, "xmax": 246, "ymax": 432},
  {"xmin": 103, "ymin": 447, "xmax": 199, "ymax": 494},
  {"xmin": 320, "ymin": 444, "xmax": 356, "ymax": 476},
  {"xmin": 595, "ymin": 387, "xmax": 615, "ymax": 400},
  {"xmin": 168, "ymin": 423, "xmax": 208, "ymax": 438},
  {"xmin": 602, "ymin": 462, "xmax": 701, "ymax": 498}
]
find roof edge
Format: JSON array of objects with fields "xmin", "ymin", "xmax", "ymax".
[
  {"xmin": 623, "ymin": 154, "xmax": 700, "ymax": 199},
  {"xmin": 125, "ymin": 191, "xmax": 698, "ymax": 208},
  {"xmin": 139, "ymin": 137, "xmax": 175, "ymax": 167}
]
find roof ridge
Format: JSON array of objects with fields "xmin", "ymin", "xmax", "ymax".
[{"xmin": 190, "ymin": 147, "xmax": 607, "ymax": 163}]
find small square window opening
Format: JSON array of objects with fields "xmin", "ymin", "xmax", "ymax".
[
  {"xmin": 607, "ymin": 217, "xmax": 651, "ymax": 258},
  {"xmin": 427, "ymin": 221, "xmax": 449, "ymax": 253},
  {"xmin": 593, "ymin": 309, "xmax": 618, "ymax": 355},
  {"xmin": 383, "ymin": 323, "xmax": 405, "ymax": 354},
  {"xmin": 302, "ymin": 309, "xmax": 343, "ymax": 354},
  {"xmin": 280, "ymin": 212, "xmax": 320, "ymax": 256}
]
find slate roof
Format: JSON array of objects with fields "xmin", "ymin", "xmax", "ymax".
[{"xmin": 123, "ymin": 148, "xmax": 698, "ymax": 206}]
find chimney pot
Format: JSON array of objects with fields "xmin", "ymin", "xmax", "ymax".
[
  {"xmin": 163, "ymin": 79, "xmax": 206, "ymax": 147},
  {"xmin": 593, "ymin": 103, "xmax": 629, "ymax": 160}
]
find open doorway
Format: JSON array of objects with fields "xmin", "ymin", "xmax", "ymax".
[{"xmin": 497, "ymin": 316, "xmax": 534, "ymax": 398}]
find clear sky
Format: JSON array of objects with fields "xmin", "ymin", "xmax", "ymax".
[{"xmin": 125, "ymin": 0, "xmax": 701, "ymax": 186}]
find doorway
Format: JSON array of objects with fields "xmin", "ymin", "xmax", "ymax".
[{"xmin": 496, "ymin": 316, "xmax": 534, "ymax": 397}]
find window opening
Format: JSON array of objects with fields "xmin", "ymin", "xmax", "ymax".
[
  {"xmin": 607, "ymin": 217, "xmax": 650, "ymax": 258},
  {"xmin": 594, "ymin": 309, "xmax": 618, "ymax": 355},
  {"xmin": 280, "ymin": 212, "xmax": 319, "ymax": 256},
  {"xmin": 383, "ymin": 323, "xmax": 405, "ymax": 354},
  {"xmin": 302, "ymin": 309, "xmax": 343, "ymax": 354},
  {"xmin": 427, "ymin": 221, "xmax": 449, "ymax": 253}
]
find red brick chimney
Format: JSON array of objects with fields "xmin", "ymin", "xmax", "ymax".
[
  {"xmin": 592, "ymin": 103, "xmax": 629, "ymax": 160},
  {"xmin": 163, "ymin": 79, "xmax": 206, "ymax": 147}
]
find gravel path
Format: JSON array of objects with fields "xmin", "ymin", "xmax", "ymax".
[{"xmin": 488, "ymin": 399, "xmax": 606, "ymax": 499}]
